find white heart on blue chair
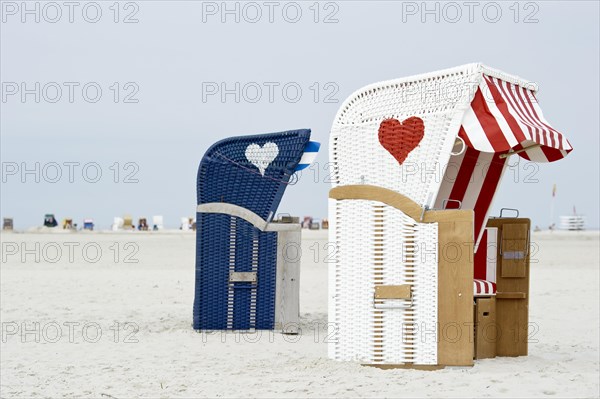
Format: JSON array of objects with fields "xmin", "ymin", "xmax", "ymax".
[{"xmin": 245, "ymin": 142, "xmax": 279, "ymax": 176}]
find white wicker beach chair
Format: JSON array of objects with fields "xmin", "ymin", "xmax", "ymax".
[
  {"xmin": 152, "ymin": 215, "xmax": 164, "ymax": 230},
  {"xmin": 112, "ymin": 217, "xmax": 124, "ymax": 231},
  {"xmin": 180, "ymin": 217, "xmax": 190, "ymax": 231},
  {"xmin": 329, "ymin": 63, "xmax": 573, "ymax": 367}
]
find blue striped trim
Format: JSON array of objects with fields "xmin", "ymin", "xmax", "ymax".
[{"xmin": 295, "ymin": 141, "xmax": 321, "ymax": 171}]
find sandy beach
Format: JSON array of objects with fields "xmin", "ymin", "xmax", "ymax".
[{"xmin": 1, "ymin": 230, "xmax": 598, "ymax": 398}]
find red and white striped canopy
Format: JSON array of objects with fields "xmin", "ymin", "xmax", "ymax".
[
  {"xmin": 459, "ymin": 75, "xmax": 572, "ymax": 162},
  {"xmin": 435, "ymin": 74, "xmax": 573, "ymax": 250}
]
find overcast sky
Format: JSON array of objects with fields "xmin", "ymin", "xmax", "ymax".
[{"xmin": 1, "ymin": 1, "xmax": 598, "ymax": 229}]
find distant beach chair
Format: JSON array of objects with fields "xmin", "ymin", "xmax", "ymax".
[
  {"xmin": 62, "ymin": 219, "xmax": 74, "ymax": 230},
  {"xmin": 276, "ymin": 215, "xmax": 299, "ymax": 224},
  {"xmin": 328, "ymin": 64, "xmax": 573, "ymax": 367},
  {"xmin": 112, "ymin": 217, "xmax": 124, "ymax": 231},
  {"xmin": 560, "ymin": 215, "xmax": 585, "ymax": 230},
  {"xmin": 83, "ymin": 219, "xmax": 94, "ymax": 231},
  {"xmin": 138, "ymin": 218, "xmax": 148, "ymax": 231},
  {"xmin": 193, "ymin": 129, "xmax": 318, "ymax": 332},
  {"xmin": 3, "ymin": 218, "xmax": 14, "ymax": 230},
  {"xmin": 301, "ymin": 216, "xmax": 312, "ymax": 229},
  {"xmin": 152, "ymin": 215, "xmax": 164, "ymax": 230},
  {"xmin": 180, "ymin": 217, "xmax": 190, "ymax": 231},
  {"xmin": 44, "ymin": 214, "xmax": 58, "ymax": 228},
  {"xmin": 123, "ymin": 216, "xmax": 133, "ymax": 230}
]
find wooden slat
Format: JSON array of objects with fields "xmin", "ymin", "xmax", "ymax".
[
  {"xmin": 329, "ymin": 185, "xmax": 473, "ymax": 223},
  {"xmin": 374, "ymin": 285, "xmax": 411, "ymax": 299},
  {"xmin": 496, "ymin": 292, "xmax": 527, "ymax": 299},
  {"xmin": 229, "ymin": 272, "xmax": 257, "ymax": 283}
]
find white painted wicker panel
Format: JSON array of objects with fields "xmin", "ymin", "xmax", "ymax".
[
  {"xmin": 330, "ymin": 64, "xmax": 483, "ymax": 207},
  {"xmin": 329, "ymin": 199, "xmax": 375, "ymax": 362},
  {"xmin": 329, "ymin": 198, "xmax": 438, "ymax": 365},
  {"xmin": 327, "ymin": 198, "xmax": 338, "ymax": 360},
  {"xmin": 333, "ymin": 63, "xmax": 535, "ymax": 127},
  {"xmin": 412, "ymin": 223, "xmax": 438, "ymax": 365},
  {"xmin": 331, "ymin": 113, "xmax": 460, "ymax": 207},
  {"xmin": 377, "ymin": 205, "xmax": 411, "ymax": 364}
]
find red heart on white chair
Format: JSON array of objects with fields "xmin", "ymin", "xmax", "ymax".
[{"xmin": 378, "ymin": 117, "xmax": 425, "ymax": 165}]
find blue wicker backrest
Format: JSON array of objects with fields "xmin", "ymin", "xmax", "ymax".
[{"xmin": 197, "ymin": 129, "xmax": 311, "ymax": 220}]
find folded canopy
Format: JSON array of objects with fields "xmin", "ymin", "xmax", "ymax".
[
  {"xmin": 459, "ymin": 74, "xmax": 572, "ymax": 162},
  {"xmin": 438, "ymin": 72, "xmax": 573, "ymax": 250}
]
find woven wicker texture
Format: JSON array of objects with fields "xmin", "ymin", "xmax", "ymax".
[
  {"xmin": 193, "ymin": 129, "xmax": 311, "ymax": 330},
  {"xmin": 378, "ymin": 117, "xmax": 425, "ymax": 166},
  {"xmin": 330, "ymin": 64, "xmax": 482, "ymax": 208},
  {"xmin": 328, "ymin": 198, "xmax": 438, "ymax": 365},
  {"xmin": 197, "ymin": 129, "xmax": 310, "ymax": 220}
]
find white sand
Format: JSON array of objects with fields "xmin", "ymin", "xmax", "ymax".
[{"xmin": 1, "ymin": 230, "xmax": 598, "ymax": 398}]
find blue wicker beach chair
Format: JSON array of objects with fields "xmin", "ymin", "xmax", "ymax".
[{"xmin": 193, "ymin": 129, "xmax": 317, "ymax": 331}]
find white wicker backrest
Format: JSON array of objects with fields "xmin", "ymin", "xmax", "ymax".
[
  {"xmin": 330, "ymin": 64, "xmax": 487, "ymax": 208},
  {"xmin": 328, "ymin": 198, "xmax": 438, "ymax": 365}
]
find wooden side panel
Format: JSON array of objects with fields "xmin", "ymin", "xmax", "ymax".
[
  {"xmin": 475, "ymin": 297, "xmax": 497, "ymax": 359},
  {"xmin": 486, "ymin": 218, "xmax": 530, "ymax": 357},
  {"xmin": 274, "ymin": 229, "xmax": 301, "ymax": 334},
  {"xmin": 495, "ymin": 297, "xmax": 529, "ymax": 356},
  {"xmin": 329, "ymin": 185, "xmax": 473, "ymax": 223},
  {"xmin": 496, "ymin": 292, "xmax": 526, "ymax": 299},
  {"xmin": 500, "ymin": 223, "xmax": 528, "ymax": 278},
  {"xmin": 437, "ymin": 219, "xmax": 474, "ymax": 366}
]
